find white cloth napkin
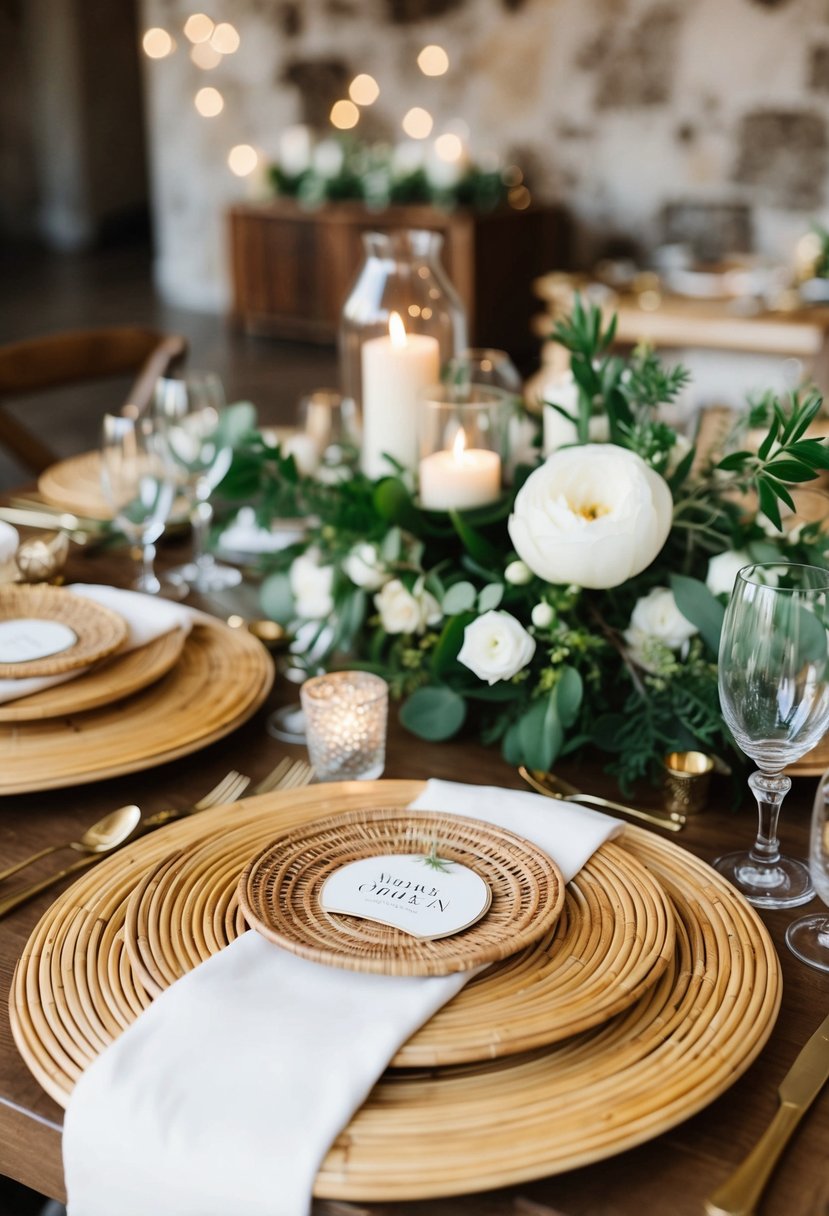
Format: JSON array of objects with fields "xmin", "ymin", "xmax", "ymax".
[
  {"xmin": 63, "ymin": 780, "xmax": 622, "ymax": 1216},
  {"xmin": 0, "ymin": 584, "xmax": 193, "ymax": 705}
]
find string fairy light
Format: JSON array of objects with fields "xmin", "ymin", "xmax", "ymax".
[
  {"xmin": 402, "ymin": 107, "xmax": 433, "ymax": 139},
  {"xmin": 142, "ymin": 28, "xmax": 174, "ymax": 58},
  {"xmin": 195, "ymin": 86, "xmax": 224, "ymax": 117}
]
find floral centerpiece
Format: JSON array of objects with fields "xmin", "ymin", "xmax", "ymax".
[{"xmin": 221, "ymin": 300, "xmax": 829, "ymax": 787}]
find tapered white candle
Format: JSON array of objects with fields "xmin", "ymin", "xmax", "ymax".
[
  {"xmin": 419, "ymin": 427, "xmax": 501, "ymax": 511},
  {"xmin": 361, "ymin": 312, "xmax": 440, "ymax": 479}
]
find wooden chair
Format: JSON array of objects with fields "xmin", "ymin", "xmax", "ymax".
[{"xmin": 0, "ymin": 326, "xmax": 187, "ymax": 474}]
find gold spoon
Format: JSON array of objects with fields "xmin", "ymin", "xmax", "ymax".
[
  {"xmin": 519, "ymin": 767, "xmax": 685, "ymax": 832},
  {"xmin": 226, "ymin": 615, "xmax": 292, "ymax": 650},
  {"xmin": 0, "ymin": 805, "xmax": 142, "ymax": 883}
]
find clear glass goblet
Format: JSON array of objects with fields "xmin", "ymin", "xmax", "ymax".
[
  {"xmin": 786, "ymin": 769, "xmax": 829, "ymax": 970},
  {"xmin": 715, "ymin": 561, "xmax": 829, "ymax": 908},
  {"xmin": 100, "ymin": 413, "xmax": 181, "ymax": 599},
  {"xmin": 154, "ymin": 372, "xmax": 242, "ymax": 592}
]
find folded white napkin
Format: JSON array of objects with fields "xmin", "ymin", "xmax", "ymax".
[
  {"xmin": 63, "ymin": 780, "xmax": 622, "ymax": 1216},
  {"xmin": 0, "ymin": 584, "xmax": 193, "ymax": 705}
]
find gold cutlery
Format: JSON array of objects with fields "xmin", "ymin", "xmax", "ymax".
[
  {"xmin": 519, "ymin": 767, "xmax": 686, "ymax": 832},
  {"xmin": 0, "ymin": 805, "xmax": 141, "ymax": 883},
  {"xmin": 0, "ymin": 770, "xmax": 250, "ymax": 919},
  {"xmin": 0, "ymin": 505, "xmax": 102, "ymax": 546},
  {"xmin": 704, "ymin": 1007, "xmax": 829, "ymax": 1215},
  {"xmin": 251, "ymin": 756, "xmax": 314, "ymax": 793},
  {"xmin": 0, "ymin": 761, "xmax": 313, "ymax": 918}
]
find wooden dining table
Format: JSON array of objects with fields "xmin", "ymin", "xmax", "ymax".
[{"xmin": 0, "ymin": 537, "xmax": 828, "ymax": 1216}]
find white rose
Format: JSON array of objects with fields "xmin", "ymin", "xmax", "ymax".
[
  {"xmin": 289, "ymin": 550, "xmax": 334, "ymax": 620},
  {"xmin": 343, "ymin": 542, "xmax": 388, "ymax": 590},
  {"xmin": 458, "ymin": 610, "xmax": 537, "ymax": 685},
  {"xmin": 706, "ymin": 550, "xmax": 779, "ymax": 597},
  {"xmin": 375, "ymin": 579, "xmax": 441, "ymax": 635},
  {"xmin": 625, "ymin": 587, "xmax": 697, "ymax": 652},
  {"xmin": 508, "ymin": 444, "xmax": 673, "ymax": 589},
  {"xmin": 312, "ymin": 138, "xmax": 345, "ymax": 179}
]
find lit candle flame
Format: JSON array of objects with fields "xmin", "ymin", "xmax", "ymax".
[
  {"xmin": 389, "ymin": 311, "xmax": 407, "ymax": 348},
  {"xmin": 452, "ymin": 427, "xmax": 467, "ymax": 460}
]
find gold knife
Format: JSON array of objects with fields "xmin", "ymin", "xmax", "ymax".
[{"xmin": 704, "ymin": 1008, "xmax": 829, "ymax": 1216}]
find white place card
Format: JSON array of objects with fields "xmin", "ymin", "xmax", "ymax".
[
  {"xmin": 321, "ymin": 852, "xmax": 492, "ymax": 941},
  {"xmin": 0, "ymin": 618, "xmax": 78, "ymax": 664}
]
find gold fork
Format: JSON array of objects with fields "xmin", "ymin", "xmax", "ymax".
[
  {"xmin": 0, "ymin": 770, "xmax": 252, "ymax": 919},
  {"xmin": 253, "ymin": 756, "xmax": 314, "ymax": 794}
]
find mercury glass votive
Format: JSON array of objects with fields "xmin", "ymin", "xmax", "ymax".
[{"xmin": 300, "ymin": 671, "xmax": 389, "ymax": 782}]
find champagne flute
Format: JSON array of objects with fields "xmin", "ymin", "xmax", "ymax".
[
  {"xmin": 154, "ymin": 372, "xmax": 241, "ymax": 592},
  {"xmin": 715, "ymin": 562, "xmax": 829, "ymax": 908},
  {"xmin": 100, "ymin": 413, "xmax": 181, "ymax": 598},
  {"xmin": 786, "ymin": 769, "xmax": 829, "ymax": 970}
]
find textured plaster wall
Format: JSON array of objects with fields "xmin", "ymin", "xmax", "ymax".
[{"xmin": 140, "ymin": 0, "xmax": 829, "ymax": 311}]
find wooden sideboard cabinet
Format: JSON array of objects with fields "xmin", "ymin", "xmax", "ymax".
[{"xmin": 228, "ymin": 199, "xmax": 569, "ymax": 356}]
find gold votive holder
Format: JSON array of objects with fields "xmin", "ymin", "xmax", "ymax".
[
  {"xmin": 300, "ymin": 671, "xmax": 388, "ymax": 782},
  {"xmin": 663, "ymin": 751, "xmax": 715, "ymax": 815}
]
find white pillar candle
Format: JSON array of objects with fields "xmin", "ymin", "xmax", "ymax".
[
  {"xmin": 361, "ymin": 313, "xmax": 440, "ymax": 479},
  {"xmin": 419, "ymin": 429, "xmax": 501, "ymax": 511}
]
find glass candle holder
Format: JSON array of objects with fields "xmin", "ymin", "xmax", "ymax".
[
  {"xmin": 300, "ymin": 671, "xmax": 389, "ymax": 782},
  {"xmin": 418, "ymin": 384, "xmax": 509, "ymax": 512},
  {"xmin": 340, "ymin": 229, "xmax": 467, "ymax": 479}
]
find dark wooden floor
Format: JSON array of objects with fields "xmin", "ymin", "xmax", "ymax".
[{"xmin": 0, "ymin": 238, "xmax": 338, "ymax": 490}]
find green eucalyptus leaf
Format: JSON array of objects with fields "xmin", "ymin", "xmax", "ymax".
[
  {"xmin": 518, "ymin": 692, "xmax": 563, "ymax": 772},
  {"xmin": 400, "ymin": 686, "xmax": 467, "ymax": 741},
  {"xmin": 448, "ymin": 510, "xmax": 500, "ymax": 567},
  {"xmin": 380, "ymin": 526, "xmax": 402, "ymax": 562},
  {"xmin": 442, "ymin": 580, "xmax": 477, "ymax": 615},
  {"xmin": 432, "ymin": 612, "xmax": 475, "ymax": 677},
  {"xmin": 669, "ymin": 573, "xmax": 725, "ymax": 655},
  {"xmin": 501, "ymin": 720, "xmax": 523, "ymax": 766},
  {"xmin": 478, "ymin": 583, "xmax": 504, "ymax": 613},
  {"xmin": 260, "ymin": 572, "xmax": 295, "ymax": 625},
  {"xmin": 556, "ymin": 666, "xmax": 583, "ymax": 728}
]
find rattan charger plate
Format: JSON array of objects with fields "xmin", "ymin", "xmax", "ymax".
[
  {"xmin": 11, "ymin": 780, "xmax": 780, "ymax": 1202},
  {"xmin": 38, "ymin": 451, "xmax": 113, "ymax": 521},
  {"xmin": 122, "ymin": 823, "xmax": 674, "ymax": 1065},
  {"xmin": 0, "ymin": 585, "xmax": 127, "ymax": 678},
  {"xmin": 238, "ymin": 808, "xmax": 565, "ymax": 977},
  {"xmin": 0, "ymin": 617, "xmax": 273, "ymax": 793},
  {"xmin": 0, "ymin": 627, "xmax": 187, "ymax": 721}
]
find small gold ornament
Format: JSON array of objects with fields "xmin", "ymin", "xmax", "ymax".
[{"xmin": 15, "ymin": 531, "xmax": 70, "ymax": 583}]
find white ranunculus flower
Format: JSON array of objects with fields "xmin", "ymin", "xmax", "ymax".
[
  {"xmin": 706, "ymin": 550, "xmax": 779, "ymax": 597},
  {"xmin": 508, "ymin": 444, "xmax": 673, "ymax": 590},
  {"xmin": 343, "ymin": 542, "xmax": 388, "ymax": 590},
  {"xmin": 289, "ymin": 550, "xmax": 335, "ymax": 620},
  {"xmin": 625, "ymin": 587, "xmax": 697, "ymax": 652},
  {"xmin": 375, "ymin": 579, "xmax": 441, "ymax": 635},
  {"xmin": 458, "ymin": 611, "xmax": 537, "ymax": 685}
]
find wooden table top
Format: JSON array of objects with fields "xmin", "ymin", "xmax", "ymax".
[{"xmin": 1, "ymin": 542, "xmax": 828, "ymax": 1216}]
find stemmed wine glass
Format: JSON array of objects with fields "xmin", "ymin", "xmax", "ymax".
[
  {"xmin": 786, "ymin": 769, "xmax": 829, "ymax": 970},
  {"xmin": 154, "ymin": 372, "xmax": 241, "ymax": 592},
  {"xmin": 100, "ymin": 413, "xmax": 180, "ymax": 598},
  {"xmin": 716, "ymin": 562, "xmax": 829, "ymax": 908}
]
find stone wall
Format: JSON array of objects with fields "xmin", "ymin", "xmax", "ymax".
[{"xmin": 139, "ymin": 0, "xmax": 829, "ymax": 310}]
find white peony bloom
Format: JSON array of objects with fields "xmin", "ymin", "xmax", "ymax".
[
  {"xmin": 343, "ymin": 542, "xmax": 388, "ymax": 590},
  {"xmin": 706, "ymin": 550, "xmax": 779, "ymax": 597},
  {"xmin": 505, "ymin": 559, "xmax": 532, "ymax": 585},
  {"xmin": 289, "ymin": 550, "xmax": 335, "ymax": 620},
  {"xmin": 508, "ymin": 444, "xmax": 673, "ymax": 589},
  {"xmin": 531, "ymin": 602, "xmax": 555, "ymax": 628},
  {"xmin": 375, "ymin": 579, "xmax": 441, "ymax": 635},
  {"xmin": 625, "ymin": 587, "xmax": 697, "ymax": 652},
  {"xmin": 458, "ymin": 610, "xmax": 537, "ymax": 685}
]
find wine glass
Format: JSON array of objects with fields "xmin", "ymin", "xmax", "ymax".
[
  {"xmin": 715, "ymin": 561, "xmax": 829, "ymax": 908},
  {"xmin": 100, "ymin": 413, "xmax": 181, "ymax": 598},
  {"xmin": 785, "ymin": 769, "xmax": 829, "ymax": 970},
  {"xmin": 154, "ymin": 372, "xmax": 241, "ymax": 592}
]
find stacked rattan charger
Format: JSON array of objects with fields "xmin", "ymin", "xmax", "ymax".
[
  {"xmin": 0, "ymin": 584, "xmax": 274, "ymax": 793},
  {"xmin": 11, "ymin": 779, "xmax": 781, "ymax": 1201}
]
